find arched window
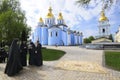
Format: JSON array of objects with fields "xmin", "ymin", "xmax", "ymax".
[
  {"xmin": 56, "ymin": 32, "xmax": 58, "ymax": 37},
  {"xmin": 51, "ymin": 32, "xmax": 52, "ymax": 37},
  {"xmin": 103, "ymin": 29, "xmax": 105, "ymax": 33}
]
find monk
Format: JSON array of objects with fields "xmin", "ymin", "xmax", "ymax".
[{"xmin": 5, "ymin": 39, "xmax": 23, "ymax": 76}]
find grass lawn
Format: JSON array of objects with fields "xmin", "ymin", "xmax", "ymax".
[
  {"xmin": 27, "ymin": 48, "xmax": 65, "ymax": 61},
  {"xmin": 42, "ymin": 48, "xmax": 65, "ymax": 61},
  {"xmin": 104, "ymin": 51, "xmax": 120, "ymax": 71}
]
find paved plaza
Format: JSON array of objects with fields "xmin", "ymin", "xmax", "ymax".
[{"xmin": 0, "ymin": 46, "xmax": 120, "ymax": 80}]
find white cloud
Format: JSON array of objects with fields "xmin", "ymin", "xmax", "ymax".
[
  {"xmin": 20, "ymin": 0, "xmax": 101, "ymax": 25},
  {"xmin": 83, "ymin": 29, "xmax": 98, "ymax": 38},
  {"xmin": 19, "ymin": 0, "xmax": 117, "ymax": 37}
]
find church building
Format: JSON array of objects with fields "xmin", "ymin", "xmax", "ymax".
[{"xmin": 32, "ymin": 7, "xmax": 83, "ymax": 46}]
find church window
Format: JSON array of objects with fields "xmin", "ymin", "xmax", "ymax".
[
  {"xmin": 103, "ymin": 29, "xmax": 105, "ymax": 33},
  {"xmin": 48, "ymin": 19, "xmax": 49, "ymax": 23},
  {"xmin": 56, "ymin": 32, "xmax": 58, "ymax": 37},
  {"xmin": 51, "ymin": 32, "xmax": 52, "ymax": 37}
]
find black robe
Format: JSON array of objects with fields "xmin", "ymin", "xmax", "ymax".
[
  {"xmin": 34, "ymin": 43, "xmax": 43, "ymax": 66},
  {"xmin": 0, "ymin": 47, "xmax": 7, "ymax": 63},
  {"xmin": 28, "ymin": 42, "xmax": 35, "ymax": 65},
  {"xmin": 0, "ymin": 42, "xmax": 7, "ymax": 63},
  {"xmin": 4, "ymin": 39, "xmax": 23, "ymax": 76},
  {"xmin": 20, "ymin": 42, "xmax": 27, "ymax": 66},
  {"xmin": 0, "ymin": 47, "xmax": 3, "ymax": 63}
]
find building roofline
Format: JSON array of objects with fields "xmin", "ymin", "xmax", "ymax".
[{"xmin": 57, "ymin": 24, "xmax": 68, "ymax": 27}]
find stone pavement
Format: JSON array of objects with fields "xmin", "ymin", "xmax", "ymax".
[{"xmin": 0, "ymin": 46, "xmax": 120, "ymax": 80}]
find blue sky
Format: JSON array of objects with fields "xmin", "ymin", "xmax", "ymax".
[{"xmin": 19, "ymin": 0, "xmax": 120, "ymax": 38}]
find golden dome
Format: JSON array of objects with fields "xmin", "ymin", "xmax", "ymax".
[
  {"xmin": 99, "ymin": 10, "xmax": 108, "ymax": 21},
  {"xmin": 57, "ymin": 12, "xmax": 63, "ymax": 20},
  {"xmin": 39, "ymin": 17, "xmax": 43, "ymax": 22},
  {"xmin": 46, "ymin": 6, "xmax": 54, "ymax": 18}
]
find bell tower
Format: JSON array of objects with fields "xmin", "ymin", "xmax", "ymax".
[{"xmin": 98, "ymin": 10, "xmax": 110, "ymax": 38}]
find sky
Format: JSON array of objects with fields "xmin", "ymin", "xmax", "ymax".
[{"xmin": 19, "ymin": 0, "xmax": 120, "ymax": 38}]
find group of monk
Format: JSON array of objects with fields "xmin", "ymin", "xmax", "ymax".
[{"xmin": 0, "ymin": 38, "xmax": 43, "ymax": 76}]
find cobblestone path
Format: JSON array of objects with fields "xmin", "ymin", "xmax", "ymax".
[{"xmin": 0, "ymin": 46, "xmax": 120, "ymax": 80}]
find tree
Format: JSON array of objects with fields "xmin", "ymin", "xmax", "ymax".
[
  {"xmin": 76, "ymin": 0, "xmax": 120, "ymax": 10},
  {"xmin": 0, "ymin": 0, "xmax": 31, "ymax": 45},
  {"xmin": 89, "ymin": 36, "xmax": 95, "ymax": 42},
  {"xmin": 109, "ymin": 34, "xmax": 114, "ymax": 42},
  {"xmin": 84, "ymin": 38, "xmax": 90, "ymax": 43},
  {"xmin": 84, "ymin": 36, "xmax": 95, "ymax": 43}
]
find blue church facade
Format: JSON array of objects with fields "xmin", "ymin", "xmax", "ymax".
[{"xmin": 32, "ymin": 7, "xmax": 83, "ymax": 46}]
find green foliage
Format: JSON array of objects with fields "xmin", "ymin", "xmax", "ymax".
[
  {"xmin": 42, "ymin": 48, "xmax": 65, "ymax": 61},
  {"xmin": 76, "ymin": 0, "xmax": 119, "ymax": 10},
  {"xmin": 84, "ymin": 38, "xmax": 91, "ymax": 43},
  {"xmin": 105, "ymin": 51, "xmax": 120, "ymax": 71},
  {"xmin": 26, "ymin": 48, "xmax": 65, "ymax": 61},
  {"xmin": 76, "ymin": 0, "xmax": 91, "ymax": 7},
  {"xmin": 109, "ymin": 34, "xmax": 114, "ymax": 42},
  {"xmin": 84, "ymin": 36, "xmax": 95, "ymax": 43},
  {"xmin": 0, "ymin": 0, "xmax": 31, "ymax": 45},
  {"xmin": 89, "ymin": 36, "xmax": 95, "ymax": 41}
]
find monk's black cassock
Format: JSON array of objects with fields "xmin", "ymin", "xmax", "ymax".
[
  {"xmin": 0, "ymin": 43, "xmax": 7, "ymax": 63},
  {"xmin": 34, "ymin": 42, "xmax": 43, "ymax": 66},
  {"xmin": 0, "ymin": 47, "xmax": 7, "ymax": 63},
  {"xmin": 28, "ymin": 41, "xmax": 35, "ymax": 65},
  {"xmin": 0, "ymin": 47, "xmax": 3, "ymax": 63},
  {"xmin": 20, "ymin": 42, "xmax": 27, "ymax": 66},
  {"xmin": 5, "ymin": 39, "xmax": 23, "ymax": 76}
]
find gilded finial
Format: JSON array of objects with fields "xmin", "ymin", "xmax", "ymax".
[
  {"xmin": 46, "ymin": 6, "xmax": 54, "ymax": 18},
  {"xmin": 58, "ymin": 12, "xmax": 63, "ymax": 20},
  {"xmin": 49, "ymin": 6, "xmax": 52, "ymax": 13},
  {"xmin": 39, "ymin": 17, "xmax": 43, "ymax": 23},
  {"xmin": 99, "ymin": 10, "xmax": 108, "ymax": 21}
]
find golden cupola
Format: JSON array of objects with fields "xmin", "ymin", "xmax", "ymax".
[
  {"xmin": 46, "ymin": 6, "xmax": 54, "ymax": 18},
  {"xmin": 39, "ymin": 17, "xmax": 43, "ymax": 23},
  {"xmin": 99, "ymin": 10, "xmax": 108, "ymax": 21},
  {"xmin": 57, "ymin": 12, "xmax": 63, "ymax": 20}
]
